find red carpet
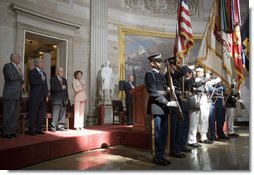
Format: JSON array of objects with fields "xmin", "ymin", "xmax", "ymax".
[{"xmin": 0, "ymin": 125, "xmax": 150, "ymax": 170}]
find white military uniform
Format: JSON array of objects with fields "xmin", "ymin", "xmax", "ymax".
[
  {"xmin": 197, "ymin": 78, "xmax": 210, "ymax": 142},
  {"xmin": 188, "ymin": 73, "xmax": 221, "ymax": 144},
  {"xmin": 187, "ymin": 76, "xmax": 210, "ymax": 144},
  {"xmin": 199, "ymin": 76, "xmax": 221, "ymax": 141}
]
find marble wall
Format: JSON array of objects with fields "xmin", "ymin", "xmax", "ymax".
[{"xmin": 0, "ymin": 0, "xmax": 90, "ymax": 109}]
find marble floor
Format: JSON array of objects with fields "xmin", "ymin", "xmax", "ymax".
[{"xmin": 21, "ymin": 125, "xmax": 250, "ymax": 171}]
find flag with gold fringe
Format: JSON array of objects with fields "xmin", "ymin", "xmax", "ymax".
[
  {"xmin": 196, "ymin": 0, "xmax": 243, "ymax": 91},
  {"xmin": 174, "ymin": 0, "xmax": 194, "ymax": 66},
  {"xmin": 241, "ymin": 15, "xmax": 249, "ymax": 72},
  {"xmin": 230, "ymin": 0, "xmax": 243, "ymax": 90}
]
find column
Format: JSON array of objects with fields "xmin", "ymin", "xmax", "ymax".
[
  {"xmin": 89, "ymin": 0, "xmax": 108, "ymax": 117},
  {"xmin": 43, "ymin": 52, "xmax": 51, "ymax": 89}
]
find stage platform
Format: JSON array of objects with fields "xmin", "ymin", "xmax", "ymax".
[{"xmin": 0, "ymin": 125, "xmax": 150, "ymax": 170}]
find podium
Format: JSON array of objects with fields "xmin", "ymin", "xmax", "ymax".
[{"xmin": 130, "ymin": 84, "xmax": 149, "ymax": 130}]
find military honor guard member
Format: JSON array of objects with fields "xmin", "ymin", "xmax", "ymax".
[
  {"xmin": 169, "ymin": 60, "xmax": 192, "ymax": 157},
  {"xmin": 207, "ymin": 77, "xmax": 230, "ymax": 141},
  {"xmin": 225, "ymin": 80, "xmax": 240, "ymax": 137},
  {"xmin": 187, "ymin": 67, "xmax": 213, "ymax": 148},
  {"xmin": 144, "ymin": 53, "xmax": 177, "ymax": 166}
]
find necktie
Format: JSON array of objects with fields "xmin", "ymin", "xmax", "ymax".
[
  {"xmin": 40, "ymin": 70, "xmax": 43, "ymax": 76},
  {"xmin": 16, "ymin": 65, "xmax": 22, "ymax": 75},
  {"xmin": 59, "ymin": 78, "xmax": 63, "ymax": 85}
]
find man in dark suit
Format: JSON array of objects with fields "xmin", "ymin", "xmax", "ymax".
[
  {"xmin": 28, "ymin": 58, "xmax": 48, "ymax": 135},
  {"xmin": 2, "ymin": 53, "xmax": 24, "ymax": 138},
  {"xmin": 144, "ymin": 53, "xmax": 177, "ymax": 166},
  {"xmin": 50, "ymin": 67, "xmax": 69, "ymax": 132},
  {"xmin": 124, "ymin": 74, "xmax": 135, "ymax": 125}
]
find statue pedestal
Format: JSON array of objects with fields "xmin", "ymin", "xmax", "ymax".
[
  {"xmin": 104, "ymin": 104, "xmax": 113, "ymax": 124},
  {"xmin": 97, "ymin": 100, "xmax": 113, "ymax": 125},
  {"xmin": 86, "ymin": 115, "xmax": 97, "ymax": 126}
]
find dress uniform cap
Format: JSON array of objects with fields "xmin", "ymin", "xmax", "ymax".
[
  {"xmin": 165, "ymin": 56, "xmax": 176, "ymax": 64},
  {"xmin": 181, "ymin": 65, "xmax": 191, "ymax": 74},
  {"xmin": 148, "ymin": 53, "xmax": 163, "ymax": 62},
  {"xmin": 195, "ymin": 67, "xmax": 204, "ymax": 72}
]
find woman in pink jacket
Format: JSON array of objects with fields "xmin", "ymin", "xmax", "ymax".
[{"xmin": 72, "ymin": 70, "xmax": 87, "ymax": 130}]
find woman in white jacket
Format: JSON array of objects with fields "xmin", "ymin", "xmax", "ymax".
[{"xmin": 72, "ymin": 70, "xmax": 87, "ymax": 130}]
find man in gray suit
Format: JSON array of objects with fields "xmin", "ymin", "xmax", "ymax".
[
  {"xmin": 50, "ymin": 67, "xmax": 69, "ymax": 132},
  {"xmin": 2, "ymin": 53, "xmax": 24, "ymax": 138}
]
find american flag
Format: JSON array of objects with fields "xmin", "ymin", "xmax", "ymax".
[{"xmin": 174, "ymin": 0, "xmax": 194, "ymax": 66}]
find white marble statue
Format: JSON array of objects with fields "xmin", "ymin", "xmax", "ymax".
[{"xmin": 100, "ymin": 61, "xmax": 114, "ymax": 101}]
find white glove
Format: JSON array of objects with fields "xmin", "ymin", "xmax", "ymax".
[
  {"xmin": 167, "ymin": 101, "xmax": 178, "ymax": 107},
  {"xmin": 238, "ymin": 99, "xmax": 243, "ymax": 103},
  {"xmin": 210, "ymin": 77, "xmax": 221, "ymax": 85},
  {"xmin": 167, "ymin": 86, "xmax": 175, "ymax": 91}
]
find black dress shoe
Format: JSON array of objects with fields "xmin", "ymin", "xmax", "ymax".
[
  {"xmin": 182, "ymin": 146, "xmax": 192, "ymax": 152},
  {"xmin": 187, "ymin": 143, "xmax": 201, "ymax": 148},
  {"xmin": 161, "ymin": 157, "xmax": 171, "ymax": 165},
  {"xmin": 3, "ymin": 135, "xmax": 12, "ymax": 139},
  {"xmin": 179, "ymin": 152, "xmax": 186, "ymax": 157},
  {"xmin": 11, "ymin": 133, "xmax": 17, "ymax": 137},
  {"xmin": 152, "ymin": 158, "xmax": 168, "ymax": 166},
  {"xmin": 228, "ymin": 133, "xmax": 240, "ymax": 137},
  {"xmin": 200, "ymin": 139, "xmax": 214, "ymax": 144},
  {"xmin": 209, "ymin": 137, "xmax": 216, "ymax": 142},
  {"xmin": 218, "ymin": 135, "xmax": 230, "ymax": 140},
  {"xmin": 169, "ymin": 152, "xmax": 185, "ymax": 158},
  {"xmin": 28, "ymin": 131, "xmax": 36, "ymax": 136},
  {"xmin": 35, "ymin": 131, "xmax": 45, "ymax": 134}
]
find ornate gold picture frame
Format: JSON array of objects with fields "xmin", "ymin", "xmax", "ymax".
[{"xmin": 118, "ymin": 26, "xmax": 202, "ymax": 85}]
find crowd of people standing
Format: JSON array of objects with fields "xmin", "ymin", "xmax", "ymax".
[
  {"xmin": 1, "ymin": 53, "xmax": 88, "ymax": 138},
  {"xmin": 1, "ymin": 52, "xmax": 243, "ymax": 168},
  {"xmin": 144, "ymin": 53, "xmax": 242, "ymax": 166}
]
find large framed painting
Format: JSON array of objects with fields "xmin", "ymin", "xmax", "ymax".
[{"xmin": 118, "ymin": 26, "xmax": 202, "ymax": 86}]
